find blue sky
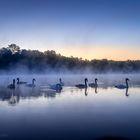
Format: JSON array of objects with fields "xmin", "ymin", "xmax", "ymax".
[{"xmin": 0, "ymin": 0, "xmax": 140, "ymax": 60}]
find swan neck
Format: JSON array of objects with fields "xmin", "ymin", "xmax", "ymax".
[
  {"xmin": 85, "ymin": 80, "xmax": 88, "ymax": 87},
  {"xmin": 95, "ymin": 80, "xmax": 97, "ymax": 85},
  {"xmin": 13, "ymin": 80, "xmax": 15, "ymax": 85},
  {"xmin": 126, "ymin": 80, "xmax": 129, "ymax": 88}
]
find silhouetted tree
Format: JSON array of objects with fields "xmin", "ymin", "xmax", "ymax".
[
  {"xmin": 0, "ymin": 44, "xmax": 140, "ymax": 73},
  {"xmin": 8, "ymin": 44, "xmax": 20, "ymax": 54}
]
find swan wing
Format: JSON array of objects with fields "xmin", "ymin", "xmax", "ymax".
[
  {"xmin": 115, "ymin": 84, "xmax": 126, "ymax": 89},
  {"xmin": 89, "ymin": 83, "xmax": 96, "ymax": 87},
  {"xmin": 75, "ymin": 84, "xmax": 85, "ymax": 88}
]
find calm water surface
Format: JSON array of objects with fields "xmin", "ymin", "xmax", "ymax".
[{"xmin": 0, "ymin": 74, "xmax": 140, "ymax": 140}]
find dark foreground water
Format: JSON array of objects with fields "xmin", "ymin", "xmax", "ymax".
[{"xmin": 0, "ymin": 74, "xmax": 140, "ymax": 140}]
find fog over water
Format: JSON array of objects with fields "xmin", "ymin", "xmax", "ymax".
[
  {"xmin": 0, "ymin": 73, "xmax": 140, "ymax": 87},
  {"xmin": 0, "ymin": 74, "xmax": 140, "ymax": 140}
]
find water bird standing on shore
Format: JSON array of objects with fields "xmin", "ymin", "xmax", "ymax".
[
  {"xmin": 26, "ymin": 78, "xmax": 36, "ymax": 87},
  {"xmin": 75, "ymin": 78, "xmax": 88, "ymax": 88},
  {"xmin": 115, "ymin": 78, "xmax": 130, "ymax": 89},
  {"xmin": 8, "ymin": 79, "xmax": 16, "ymax": 89},
  {"xmin": 17, "ymin": 78, "xmax": 27, "ymax": 84},
  {"xmin": 89, "ymin": 78, "xmax": 98, "ymax": 88}
]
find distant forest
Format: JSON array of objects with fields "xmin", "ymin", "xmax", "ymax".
[{"xmin": 0, "ymin": 44, "xmax": 140, "ymax": 74}]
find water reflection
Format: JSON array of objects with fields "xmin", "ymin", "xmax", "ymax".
[
  {"xmin": 95, "ymin": 86, "xmax": 98, "ymax": 93},
  {"xmin": 125, "ymin": 88, "xmax": 129, "ymax": 97},
  {"xmin": 0, "ymin": 75, "xmax": 140, "ymax": 140},
  {"xmin": 85, "ymin": 88, "xmax": 88, "ymax": 96},
  {"xmin": 40, "ymin": 88, "xmax": 62, "ymax": 98},
  {"xmin": 0, "ymin": 85, "xmax": 64, "ymax": 105},
  {"xmin": 8, "ymin": 89, "xmax": 20, "ymax": 105},
  {"xmin": 0, "ymin": 83, "xmax": 138, "ymax": 105}
]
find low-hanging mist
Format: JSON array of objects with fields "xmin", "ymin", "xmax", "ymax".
[{"xmin": 0, "ymin": 44, "xmax": 140, "ymax": 74}]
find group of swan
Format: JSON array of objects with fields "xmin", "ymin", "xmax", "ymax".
[
  {"xmin": 75, "ymin": 78, "xmax": 98, "ymax": 88},
  {"xmin": 75, "ymin": 78, "xmax": 130, "ymax": 89},
  {"xmin": 8, "ymin": 77, "xmax": 130, "ymax": 91},
  {"xmin": 8, "ymin": 78, "xmax": 64, "ymax": 91},
  {"xmin": 8, "ymin": 78, "xmax": 36, "ymax": 89}
]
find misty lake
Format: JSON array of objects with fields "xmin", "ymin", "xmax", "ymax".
[{"xmin": 0, "ymin": 74, "xmax": 140, "ymax": 140}]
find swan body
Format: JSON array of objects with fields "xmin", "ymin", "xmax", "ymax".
[
  {"xmin": 8, "ymin": 79, "xmax": 16, "ymax": 89},
  {"xmin": 75, "ymin": 78, "xmax": 88, "ymax": 88},
  {"xmin": 115, "ymin": 85, "xmax": 127, "ymax": 89},
  {"xmin": 49, "ymin": 78, "xmax": 64, "ymax": 91},
  {"xmin": 17, "ymin": 78, "xmax": 27, "ymax": 84},
  {"xmin": 49, "ymin": 84, "xmax": 62, "ymax": 91},
  {"xmin": 115, "ymin": 78, "xmax": 129, "ymax": 89},
  {"xmin": 89, "ymin": 78, "xmax": 98, "ymax": 87},
  {"xmin": 26, "ymin": 78, "xmax": 36, "ymax": 87}
]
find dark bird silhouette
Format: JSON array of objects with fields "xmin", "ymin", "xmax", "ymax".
[
  {"xmin": 115, "ymin": 78, "xmax": 130, "ymax": 89},
  {"xmin": 59, "ymin": 78, "xmax": 64, "ymax": 86},
  {"xmin": 17, "ymin": 78, "xmax": 27, "ymax": 84},
  {"xmin": 26, "ymin": 78, "xmax": 36, "ymax": 87},
  {"xmin": 8, "ymin": 79, "xmax": 16, "ymax": 89},
  {"xmin": 89, "ymin": 78, "xmax": 98, "ymax": 87},
  {"xmin": 75, "ymin": 78, "xmax": 88, "ymax": 89}
]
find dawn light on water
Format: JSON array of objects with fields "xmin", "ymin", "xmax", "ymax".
[{"xmin": 0, "ymin": 0, "xmax": 140, "ymax": 140}]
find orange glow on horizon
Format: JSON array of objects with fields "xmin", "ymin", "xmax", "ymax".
[
  {"xmin": 51, "ymin": 46, "xmax": 140, "ymax": 61},
  {"xmin": 20, "ymin": 42, "xmax": 140, "ymax": 61}
]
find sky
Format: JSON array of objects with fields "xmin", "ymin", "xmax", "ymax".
[{"xmin": 0, "ymin": 0, "xmax": 140, "ymax": 60}]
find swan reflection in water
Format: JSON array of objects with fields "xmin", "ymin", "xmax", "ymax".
[
  {"xmin": 0, "ymin": 84, "xmax": 63, "ymax": 105},
  {"xmin": 40, "ymin": 88, "xmax": 62, "ymax": 98},
  {"xmin": 125, "ymin": 88, "xmax": 129, "ymax": 97},
  {"xmin": 85, "ymin": 88, "xmax": 88, "ymax": 96},
  {"xmin": 85, "ymin": 86, "xmax": 98, "ymax": 96},
  {"xmin": 95, "ymin": 86, "xmax": 98, "ymax": 94},
  {"xmin": 0, "ymin": 80, "xmax": 133, "ymax": 106},
  {"xmin": 8, "ymin": 89, "xmax": 20, "ymax": 105}
]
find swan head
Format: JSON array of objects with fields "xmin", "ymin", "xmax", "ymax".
[
  {"xmin": 33, "ymin": 78, "xmax": 36, "ymax": 81},
  {"xmin": 126, "ymin": 78, "xmax": 130, "ymax": 81},
  {"xmin": 85, "ymin": 78, "xmax": 88, "ymax": 82},
  {"xmin": 13, "ymin": 79, "xmax": 15, "ymax": 84},
  {"xmin": 95, "ymin": 78, "xmax": 98, "ymax": 81},
  {"xmin": 59, "ymin": 78, "xmax": 62, "ymax": 82}
]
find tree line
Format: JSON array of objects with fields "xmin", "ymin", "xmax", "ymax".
[{"xmin": 0, "ymin": 44, "xmax": 140, "ymax": 73}]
